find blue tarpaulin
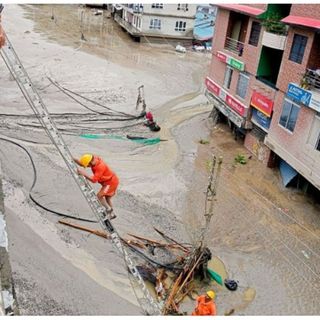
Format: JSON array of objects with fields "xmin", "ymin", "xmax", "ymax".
[{"xmin": 279, "ymin": 159, "xmax": 298, "ymax": 187}]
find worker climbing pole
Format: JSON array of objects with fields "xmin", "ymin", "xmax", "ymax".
[
  {"xmin": 0, "ymin": 28, "xmax": 161, "ymax": 315},
  {"xmin": 162, "ymin": 154, "xmax": 222, "ymax": 315}
]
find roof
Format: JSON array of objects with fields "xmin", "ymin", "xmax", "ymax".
[
  {"xmin": 281, "ymin": 15, "xmax": 320, "ymax": 30},
  {"xmin": 217, "ymin": 4, "xmax": 265, "ymax": 17}
]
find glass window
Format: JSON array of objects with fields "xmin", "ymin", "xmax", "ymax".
[
  {"xmin": 316, "ymin": 135, "xmax": 320, "ymax": 151},
  {"xmin": 175, "ymin": 20, "xmax": 186, "ymax": 31},
  {"xmin": 289, "ymin": 34, "xmax": 308, "ymax": 64},
  {"xmin": 149, "ymin": 18, "xmax": 161, "ymax": 29},
  {"xmin": 223, "ymin": 66, "xmax": 233, "ymax": 89},
  {"xmin": 236, "ymin": 73, "xmax": 249, "ymax": 99},
  {"xmin": 151, "ymin": 3, "xmax": 163, "ymax": 9},
  {"xmin": 279, "ymin": 99, "xmax": 300, "ymax": 132},
  {"xmin": 248, "ymin": 21, "xmax": 261, "ymax": 47},
  {"xmin": 308, "ymin": 115, "xmax": 320, "ymax": 151}
]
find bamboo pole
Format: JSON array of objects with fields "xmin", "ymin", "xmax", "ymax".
[{"xmin": 58, "ymin": 219, "xmax": 110, "ymax": 239}]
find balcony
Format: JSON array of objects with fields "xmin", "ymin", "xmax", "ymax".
[
  {"xmin": 301, "ymin": 69, "xmax": 320, "ymax": 94},
  {"xmin": 114, "ymin": 14, "xmax": 141, "ymax": 36},
  {"xmin": 123, "ymin": 4, "xmax": 144, "ymax": 13},
  {"xmin": 261, "ymin": 30, "xmax": 287, "ymax": 50},
  {"xmin": 224, "ymin": 37, "xmax": 244, "ymax": 56}
]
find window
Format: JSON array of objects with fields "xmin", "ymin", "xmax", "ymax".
[
  {"xmin": 223, "ymin": 66, "xmax": 233, "ymax": 89},
  {"xmin": 279, "ymin": 99, "xmax": 300, "ymax": 132},
  {"xmin": 308, "ymin": 115, "xmax": 320, "ymax": 151},
  {"xmin": 177, "ymin": 4, "xmax": 188, "ymax": 11},
  {"xmin": 248, "ymin": 21, "xmax": 261, "ymax": 47},
  {"xmin": 316, "ymin": 135, "xmax": 320, "ymax": 151},
  {"xmin": 175, "ymin": 21, "xmax": 186, "ymax": 32},
  {"xmin": 236, "ymin": 73, "xmax": 249, "ymax": 99},
  {"xmin": 151, "ymin": 3, "xmax": 163, "ymax": 9},
  {"xmin": 149, "ymin": 18, "xmax": 161, "ymax": 30},
  {"xmin": 289, "ymin": 34, "xmax": 308, "ymax": 64}
]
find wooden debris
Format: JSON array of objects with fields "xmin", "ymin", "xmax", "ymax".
[
  {"xmin": 127, "ymin": 232, "xmax": 189, "ymax": 252},
  {"xmin": 58, "ymin": 219, "xmax": 110, "ymax": 239},
  {"xmin": 153, "ymin": 227, "xmax": 191, "ymax": 253}
]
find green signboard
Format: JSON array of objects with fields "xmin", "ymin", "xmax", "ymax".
[{"xmin": 228, "ymin": 57, "xmax": 244, "ymax": 71}]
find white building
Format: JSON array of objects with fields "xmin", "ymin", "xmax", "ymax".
[{"xmin": 113, "ymin": 3, "xmax": 198, "ymax": 42}]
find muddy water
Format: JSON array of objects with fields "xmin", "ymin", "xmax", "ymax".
[{"xmin": 2, "ymin": 3, "xmax": 320, "ymax": 316}]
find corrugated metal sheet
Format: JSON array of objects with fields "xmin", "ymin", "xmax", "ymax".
[
  {"xmin": 217, "ymin": 4, "xmax": 265, "ymax": 17},
  {"xmin": 281, "ymin": 15, "xmax": 320, "ymax": 30}
]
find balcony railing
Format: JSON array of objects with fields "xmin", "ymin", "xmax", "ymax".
[
  {"xmin": 224, "ymin": 37, "xmax": 244, "ymax": 56},
  {"xmin": 301, "ymin": 68, "xmax": 320, "ymax": 93},
  {"xmin": 114, "ymin": 14, "xmax": 141, "ymax": 36},
  {"xmin": 123, "ymin": 4, "xmax": 144, "ymax": 13}
]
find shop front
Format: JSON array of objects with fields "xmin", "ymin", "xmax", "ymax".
[{"xmin": 205, "ymin": 76, "xmax": 248, "ymax": 129}]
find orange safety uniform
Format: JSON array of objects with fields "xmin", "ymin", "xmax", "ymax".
[
  {"xmin": 0, "ymin": 16, "xmax": 5, "ymax": 48},
  {"xmin": 90, "ymin": 156, "xmax": 119, "ymax": 197},
  {"xmin": 192, "ymin": 295, "xmax": 216, "ymax": 316}
]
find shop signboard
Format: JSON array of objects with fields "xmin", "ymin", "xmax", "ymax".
[
  {"xmin": 216, "ymin": 51, "xmax": 245, "ymax": 71},
  {"xmin": 217, "ymin": 51, "xmax": 227, "ymax": 63},
  {"xmin": 225, "ymin": 94, "xmax": 247, "ymax": 116},
  {"xmin": 251, "ymin": 108, "xmax": 271, "ymax": 130},
  {"xmin": 206, "ymin": 77, "xmax": 247, "ymax": 117},
  {"xmin": 309, "ymin": 95, "xmax": 320, "ymax": 113},
  {"xmin": 287, "ymin": 83, "xmax": 312, "ymax": 106},
  {"xmin": 228, "ymin": 57, "xmax": 244, "ymax": 71},
  {"xmin": 251, "ymin": 91, "xmax": 274, "ymax": 117},
  {"xmin": 205, "ymin": 77, "xmax": 220, "ymax": 96}
]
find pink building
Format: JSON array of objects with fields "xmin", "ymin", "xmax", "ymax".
[{"xmin": 205, "ymin": 4, "xmax": 320, "ymax": 191}]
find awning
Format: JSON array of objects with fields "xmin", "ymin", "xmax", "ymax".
[
  {"xmin": 279, "ymin": 159, "xmax": 298, "ymax": 187},
  {"xmin": 281, "ymin": 15, "xmax": 320, "ymax": 30},
  {"xmin": 217, "ymin": 4, "xmax": 265, "ymax": 17}
]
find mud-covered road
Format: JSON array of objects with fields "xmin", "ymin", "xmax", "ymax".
[{"xmin": 0, "ymin": 4, "xmax": 320, "ymax": 316}]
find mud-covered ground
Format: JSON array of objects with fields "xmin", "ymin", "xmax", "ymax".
[{"xmin": 0, "ymin": 4, "xmax": 319, "ymax": 316}]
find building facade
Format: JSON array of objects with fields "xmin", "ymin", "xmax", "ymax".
[
  {"xmin": 205, "ymin": 4, "xmax": 320, "ymax": 191},
  {"xmin": 113, "ymin": 3, "xmax": 197, "ymax": 42}
]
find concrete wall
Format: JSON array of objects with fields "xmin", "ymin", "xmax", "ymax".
[
  {"xmin": 208, "ymin": 8, "xmax": 266, "ymax": 117},
  {"xmin": 0, "ymin": 164, "xmax": 17, "ymax": 315},
  {"xmin": 207, "ymin": 3, "xmax": 320, "ymax": 190},
  {"xmin": 143, "ymin": 4, "xmax": 197, "ymax": 18},
  {"xmin": 141, "ymin": 14, "xmax": 194, "ymax": 38}
]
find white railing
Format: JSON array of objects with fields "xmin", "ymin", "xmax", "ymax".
[
  {"xmin": 224, "ymin": 37, "xmax": 244, "ymax": 56},
  {"xmin": 301, "ymin": 68, "xmax": 320, "ymax": 93},
  {"xmin": 114, "ymin": 14, "xmax": 141, "ymax": 35}
]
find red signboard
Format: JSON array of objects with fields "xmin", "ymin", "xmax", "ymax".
[
  {"xmin": 217, "ymin": 51, "xmax": 227, "ymax": 63},
  {"xmin": 251, "ymin": 91, "xmax": 274, "ymax": 117},
  {"xmin": 205, "ymin": 77, "xmax": 220, "ymax": 96},
  {"xmin": 225, "ymin": 94, "xmax": 246, "ymax": 116}
]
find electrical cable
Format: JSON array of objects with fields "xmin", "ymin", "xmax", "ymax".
[
  {"xmin": 47, "ymin": 76, "xmax": 142, "ymax": 119},
  {"xmin": 125, "ymin": 241, "xmax": 183, "ymax": 271},
  {"xmin": 0, "ymin": 137, "xmax": 97, "ymax": 223}
]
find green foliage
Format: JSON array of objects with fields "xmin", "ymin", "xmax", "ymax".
[
  {"xmin": 199, "ymin": 138, "xmax": 209, "ymax": 145},
  {"xmin": 206, "ymin": 159, "xmax": 213, "ymax": 172},
  {"xmin": 261, "ymin": 13, "xmax": 287, "ymax": 35},
  {"xmin": 234, "ymin": 154, "xmax": 247, "ymax": 165}
]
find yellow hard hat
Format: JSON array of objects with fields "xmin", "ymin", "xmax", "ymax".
[
  {"xmin": 79, "ymin": 154, "xmax": 93, "ymax": 167},
  {"xmin": 206, "ymin": 290, "xmax": 215, "ymax": 299}
]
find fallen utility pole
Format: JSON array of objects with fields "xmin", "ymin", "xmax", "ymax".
[
  {"xmin": 0, "ymin": 32, "xmax": 161, "ymax": 315},
  {"xmin": 161, "ymin": 154, "xmax": 223, "ymax": 315}
]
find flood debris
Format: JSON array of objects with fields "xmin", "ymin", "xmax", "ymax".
[{"xmin": 58, "ymin": 154, "xmax": 225, "ymax": 315}]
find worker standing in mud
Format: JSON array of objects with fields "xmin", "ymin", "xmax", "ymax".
[
  {"xmin": 192, "ymin": 290, "xmax": 217, "ymax": 316},
  {"xmin": 0, "ymin": 4, "xmax": 5, "ymax": 48},
  {"xmin": 73, "ymin": 154, "xmax": 119, "ymax": 220}
]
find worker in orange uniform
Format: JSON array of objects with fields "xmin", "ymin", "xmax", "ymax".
[
  {"xmin": 192, "ymin": 290, "xmax": 217, "ymax": 316},
  {"xmin": 73, "ymin": 154, "xmax": 119, "ymax": 220},
  {"xmin": 0, "ymin": 4, "xmax": 5, "ymax": 48}
]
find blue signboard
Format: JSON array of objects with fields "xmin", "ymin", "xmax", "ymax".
[
  {"xmin": 287, "ymin": 83, "xmax": 312, "ymax": 106},
  {"xmin": 252, "ymin": 108, "xmax": 271, "ymax": 130}
]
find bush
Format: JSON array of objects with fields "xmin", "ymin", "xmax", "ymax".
[
  {"xmin": 199, "ymin": 139, "xmax": 209, "ymax": 145},
  {"xmin": 234, "ymin": 154, "xmax": 247, "ymax": 165}
]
